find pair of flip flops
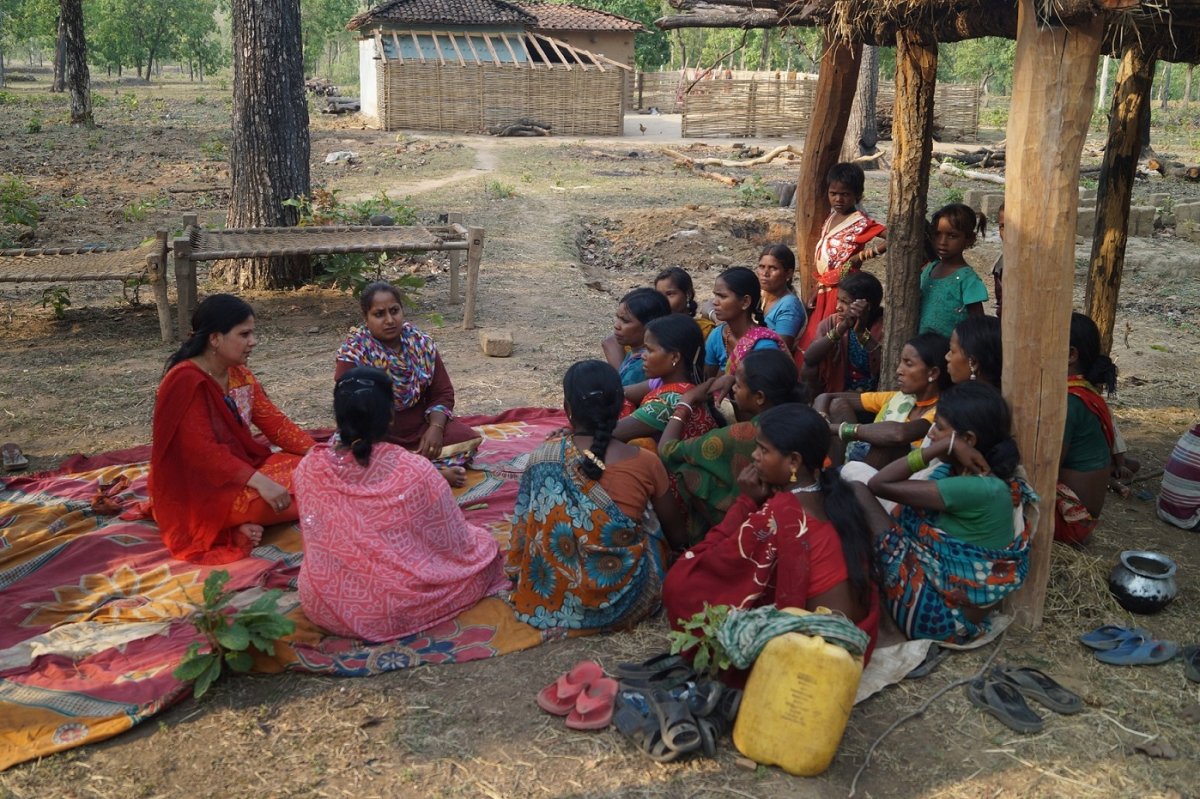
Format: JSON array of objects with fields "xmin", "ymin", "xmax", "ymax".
[
  {"xmin": 965, "ymin": 665, "xmax": 1083, "ymax": 734},
  {"xmin": 536, "ymin": 660, "xmax": 619, "ymax": 731},
  {"xmin": 612, "ymin": 653, "xmax": 695, "ymax": 690},
  {"xmin": 613, "ymin": 682, "xmax": 741, "ymax": 762},
  {"xmin": 1079, "ymin": 624, "xmax": 1179, "ymax": 665}
]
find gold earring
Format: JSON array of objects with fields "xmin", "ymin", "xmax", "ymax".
[{"xmin": 789, "ymin": 467, "xmax": 798, "ymax": 483}]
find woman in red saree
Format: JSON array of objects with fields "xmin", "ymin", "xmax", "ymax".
[
  {"xmin": 1057, "ymin": 313, "xmax": 1118, "ymax": 545},
  {"xmin": 616, "ymin": 314, "xmax": 720, "ymax": 444},
  {"xmin": 795, "ymin": 163, "xmax": 887, "ymax": 352},
  {"xmin": 149, "ymin": 294, "xmax": 314, "ymax": 564}
]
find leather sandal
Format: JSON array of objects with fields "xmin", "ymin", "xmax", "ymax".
[
  {"xmin": 965, "ymin": 676, "xmax": 1044, "ymax": 734},
  {"xmin": 991, "ymin": 665, "xmax": 1083, "ymax": 715}
]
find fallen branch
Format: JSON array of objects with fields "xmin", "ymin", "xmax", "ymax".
[
  {"xmin": 851, "ymin": 150, "xmax": 888, "ymax": 169},
  {"xmin": 662, "ymin": 148, "xmax": 743, "ymax": 187},
  {"xmin": 938, "ymin": 160, "xmax": 1006, "ymax": 185},
  {"xmin": 666, "ymin": 143, "xmax": 802, "ymax": 168}
]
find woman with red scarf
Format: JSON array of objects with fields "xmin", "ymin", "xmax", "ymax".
[
  {"xmin": 149, "ymin": 294, "xmax": 313, "ymax": 564},
  {"xmin": 1057, "ymin": 313, "xmax": 1117, "ymax": 545}
]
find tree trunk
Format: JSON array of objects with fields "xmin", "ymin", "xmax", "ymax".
[
  {"xmin": 1159, "ymin": 62, "xmax": 1171, "ymax": 110},
  {"xmin": 0, "ymin": 48, "xmax": 6, "ymax": 89},
  {"xmin": 881, "ymin": 30, "xmax": 937, "ymax": 378},
  {"xmin": 758, "ymin": 28, "xmax": 770, "ymax": 69},
  {"xmin": 1138, "ymin": 76, "xmax": 1153, "ymax": 158},
  {"xmin": 794, "ymin": 32, "xmax": 862, "ymax": 306},
  {"xmin": 52, "ymin": 13, "xmax": 66, "ymax": 92},
  {"xmin": 1185, "ymin": 64, "xmax": 1194, "ymax": 106},
  {"xmin": 60, "ymin": 0, "xmax": 93, "ymax": 126},
  {"xmin": 220, "ymin": 0, "xmax": 311, "ymax": 289},
  {"xmin": 839, "ymin": 44, "xmax": 879, "ymax": 164},
  {"xmin": 1002, "ymin": 0, "xmax": 1102, "ymax": 628},
  {"xmin": 1086, "ymin": 43, "xmax": 1156, "ymax": 355}
]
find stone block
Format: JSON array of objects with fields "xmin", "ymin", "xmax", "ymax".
[
  {"xmin": 478, "ymin": 328, "xmax": 514, "ymax": 358},
  {"xmin": 1078, "ymin": 187, "xmax": 1097, "ymax": 203},
  {"xmin": 1174, "ymin": 201, "xmax": 1200, "ymax": 224},
  {"xmin": 1077, "ymin": 206, "xmax": 1096, "ymax": 238},
  {"xmin": 1148, "ymin": 192, "xmax": 1171, "ymax": 208},
  {"xmin": 1130, "ymin": 205, "xmax": 1157, "ymax": 237},
  {"xmin": 1179, "ymin": 219, "xmax": 1200, "ymax": 245},
  {"xmin": 963, "ymin": 189, "xmax": 989, "ymax": 212},
  {"xmin": 981, "ymin": 193, "xmax": 1006, "ymax": 220}
]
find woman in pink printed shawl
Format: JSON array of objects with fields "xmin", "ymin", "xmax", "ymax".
[
  {"xmin": 336, "ymin": 281, "xmax": 481, "ymax": 485},
  {"xmin": 296, "ymin": 367, "xmax": 509, "ymax": 642}
]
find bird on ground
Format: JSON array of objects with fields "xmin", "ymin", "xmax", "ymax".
[{"xmin": 638, "ymin": 123, "xmax": 647, "ymax": 135}]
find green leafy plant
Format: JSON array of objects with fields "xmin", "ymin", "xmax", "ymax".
[
  {"xmin": 0, "ymin": 91, "xmax": 17, "ymax": 105},
  {"xmin": 1, "ymin": 177, "xmax": 41, "ymax": 228},
  {"xmin": 200, "ymin": 137, "xmax": 227, "ymax": 161},
  {"xmin": 943, "ymin": 187, "xmax": 965, "ymax": 206},
  {"xmin": 122, "ymin": 195, "xmax": 169, "ymax": 222},
  {"xmin": 40, "ymin": 286, "xmax": 71, "ymax": 319},
  {"xmin": 485, "ymin": 179, "xmax": 516, "ymax": 199},
  {"xmin": 668, "ymin": 603, "xmax": 732, "ymax": 678},
  {"xmin": 26, "ymin": 116, "xmax": 42, "ymax": 134},
  {"xmin": 735, "ymin": 177, "xmax": 776, "ymax": 208},
  {"xmin": 173, "ymin": 571, "xmax": 295, "ymax": 699}
]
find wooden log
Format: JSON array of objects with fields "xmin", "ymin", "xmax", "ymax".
[
  {"xmin": 447, "ymin": 211, "xmax": 463, "ymax": 305},
  {"xmin": 794, "ymin": 32, "xmax": 862, "ymax": 307},
  {"xmin": 881, "ymin": 29, "xmax": 937, "ymax": 378},
  {"xmin": 662, "ymin": 148, "xmax": 744, "ymax": 186},
  {"xmin": 663, "ymin": 143, "xmax": 802, "ymax": 168},
  {"xmin": 1002, "ymin": 0, "xmax": 1102, "ymax": 628},
  {"xmin": 1187, "ymin": 166, "xmax": 1200, "ymax": 182},
  {"xmin": 937, "ymin": 160, "xmax": 1006, "ymax": 184},
  {"xmin": 461, "ymin": 226, "xmax": 484, "ymax": 331},
  {"xmin": 1086, "ymin": 42, "xmax": 1156, "ymax": 355}
]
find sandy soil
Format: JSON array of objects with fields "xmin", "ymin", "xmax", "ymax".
[{"xmin": 1, "ymin": 74, "xmax": 1199, "ymax": 799}]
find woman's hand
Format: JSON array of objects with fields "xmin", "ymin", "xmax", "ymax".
[
  {"xmin": 418, "ymin": 423, "xmax": 445, "ymax": 460},
  {"xmin": 248, "ymin": 472, "xmax": 291, "ymax": 513},
  {"xmin": 844, "ymin": 298, "xmax": 868, "ymax": 325},
  {"xmin": 736, "ymin": 464, "xmax": 770, "ymax": 504},
  {"xmin": 681, "ymin": 378, "xmax": 716, "ymax": 407},
  {"xmin": 948, "ymin": 439, "xmax": 990, "ymax": 476},
  {"xmin": 709, "ymin": 373, "xmax": 735, "ymax": 403}
]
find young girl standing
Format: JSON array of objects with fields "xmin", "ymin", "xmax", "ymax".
[
  {"xmin": 796, "ymin": 162, "xmax": 887, "ymax": 352},
  {"xmin": 918, "ymin": 203, "xmax": 989, "ymax": 338}
]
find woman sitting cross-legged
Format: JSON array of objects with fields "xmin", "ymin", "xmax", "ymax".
[
  {"xmin": 295, "ymin": 367, "xmax": 509, "ymax": 642},
  {"xmin": 335, "ymin": 281, "xmax": 481, "ymax": 486},
  {"xmin": 662, "ymin": 403, "xmax": 879, "ymax": 662},
  {"xmin": 857, "ymin": 382, "xmax": 1035, "ymax": 644},
  {"xmin": 659, "ymin": 349, "xmax": 806, "ymax": 545},
  {"xmin": 615, "ymin": 314, "xmax": 721, "ymax": 444},
  {"xmin": 149, "ymin": 294, "xmax": 314, "ymax": 564},
  {"xmin": 507, "ymin": 360, "xmax": 687, "ymax": 631},
  {"xmin": 816, "ymin": 332, "xmax": 951, "ymax": 469}
]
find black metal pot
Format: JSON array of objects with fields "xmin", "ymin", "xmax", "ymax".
[{"xmin": 1108, "ymin": 550, "xmax": 1179, "ymax": 614}]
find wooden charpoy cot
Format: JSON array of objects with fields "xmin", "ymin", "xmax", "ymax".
[
  {"xmin": 172, "ymin": 213, "xmax": 485, "ymax": 339},
  {"xmin": 0, "ymin": 231, "xmax": 174, "ymax": 342}
]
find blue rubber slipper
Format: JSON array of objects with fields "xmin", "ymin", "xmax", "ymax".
[
  {"xmin": 1079, "ymin": 624, "xmax": 1149, "ymax": 651},
  {"xmin": 1094, "ymin": 636, "xmax": 1179, "ymax": 666}
]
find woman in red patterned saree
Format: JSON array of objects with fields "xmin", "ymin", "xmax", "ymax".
[{"xmin": 149, "ymin": 294, "xmax": 314, "ymax": 564}]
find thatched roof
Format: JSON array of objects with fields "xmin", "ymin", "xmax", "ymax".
[{"xmin": 656, "ymin": 0, "xmax": 1200, "ymax": 63}]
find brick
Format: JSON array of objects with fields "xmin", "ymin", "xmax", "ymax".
[
  {"xmin": 478, "ymin": 328, "xmax": 514, "ymax": 358},
  {"xmin": 963, "ymin": 189, "xmax": 988, "ymax": 212},
  {"xmin": 1130, "ymin": 205, "xmax": 1156, "ymax": 237},
  {"xmin": 1077, "ymin": 206, "xmax": 1096, "ymax": 238},
  {"xmin": 981, "ymin": 193, "xmax": 1006, "ymax": 221}
]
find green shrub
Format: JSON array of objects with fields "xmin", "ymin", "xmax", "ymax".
[
  {"xmin": 0, "ymin": 176, "xmax": 41, "ymax": 228},
  {"xmin": 485, "ymin": 179, "xmax": 516, "ymax": 199},
  {"xmin": 26, "ymin": 116, "xmax": 42, "ymax": 133},
  {"xmin": 735, "ymin": 176, "xmax": 776, "ymax": 208},
  {"xmin": 40, "ymin": 286, "xmax": 71, "ymax": 319}
]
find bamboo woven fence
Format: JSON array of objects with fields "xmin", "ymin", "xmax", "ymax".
[
  {"xmin": 651, "ymin": 70, "xmax": 979, "ymax": 141},
  {"xmin": 378, "ymin": 63, "xmax": 624, "ymax": 135}
]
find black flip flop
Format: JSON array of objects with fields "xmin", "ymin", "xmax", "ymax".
[
  {"xmin": 616, "ymin": 654, "xmax": 695, "ymax": 691},
  {"xmin": 648, "ymin": 688, "xmax": 701, "ymax": 753},
  {"xmin": 905, "ymin": 644, "xmax": 950, "ymax": 680},
  {"xmin": 613, "ymin": 705, "xmax": 680, "ymax": 763},
  {"xmin": 965, "ymin": 677, "xmax": 1044, "ymax": 734},
  {"xmin": 992, "ymin": 665, "xmax": 1083, "ymax": 715},
  {"xmin": 1184, "ymin": 646, "xmax": 1200, "ymax": 684}
]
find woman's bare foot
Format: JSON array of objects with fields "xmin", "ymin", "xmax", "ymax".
[
  {"xmin": 238, "ymin": 523, "xmax": 265, "ymax": 546},
  {"xmin": 439, "ymin": 466, "xmax": 467, "ymax": 488}
]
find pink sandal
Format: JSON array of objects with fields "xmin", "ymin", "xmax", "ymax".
[
  {"xmin": 566, "ymin": 676, "xmax": 619, "ymax": 730},
  {"xmin": 536, "ymin": 660, "xmax": 605, "ymax": 716}
]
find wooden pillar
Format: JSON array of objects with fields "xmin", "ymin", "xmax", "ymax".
[
  {"xmin": 447, "ymin": 211, "xmax": 463, "ymax": 305},
  {"xmin": 150, "ymin": 229, "xmax": 172, "ymax": 343},
  {"xmin": 794, "ymin": 32, "xmax": 861, "ymax": 305},
  {"xmin": 1003, "ymin": 0, "xmax": 1103, "ymax": 626},
  {"xmin": 1086, "ymin": 43, "xmax": 1157, "ymax": 354},
  {"xmin": 461, "ymin": 226, "xmax": 484, "ymax": 330},
  {"xmin": 880, "ymin": 30, "xmax": 937, "ymax": 375}
]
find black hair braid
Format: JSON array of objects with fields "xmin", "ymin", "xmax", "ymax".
[
  {"xmin": 350, "ymin": 436, "xmax": 375, "ymax": 468},
  {"xmin": 583, "ymin": 409, "xmax": 616, "ymax": 480},
  {"xmin": 1087, "ymin": 354, "xmax": 1118, "ymax": 395},
  {"xmin": 984, "ymin": 439, "xmax": 1021, "ymax": 482},
  {"xmin": 818, "ymin": 466, "xmax": 874, "ymax": 607}
]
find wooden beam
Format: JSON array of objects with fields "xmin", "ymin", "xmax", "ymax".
[
  {"xmin": 410, "ymin": 30, "xmax": 426, "ymax": 64},
  {"xmin": 444, "ymin": 31, "xmax": 466, "ymax": 67},
  {"xmin": 794, "ymin": 32, "xmax": 861, "ymax": 306},
  {"xmin": 374, "ymin": 30, "xmax": 388, "ymax": 64},
  {"xmin": 538, "ymin": 33, "xmax": 573, "ymax": 70},
  {"xmin": 463, "ymin": 33, "xmax": 483, "ymax": 64},
  {"xmin": 526, "ymin": 32, "xmax": 553, "ymax": 67},
  {"xmin": 481, "ymin": 32, "xmax": 503, "ymax": 65},
  {"xmin": 1086, "ymin": 42, "xmax": 1157, "ymax": 354},
  {"xmin": 880, "ymin": 29, "xmax": 937, "ymax": 377},
  {"xmin": 462, "ymin": 226, "xmax": 485, "ymax": 330},
  {"xmin": 428, "ymin": 31, "xmax": 446, "ymax": 66},
  {"xmin": 498, "ymin": 32, "xmax": 520, "ymax": 65},
  {"xmin": 1003, "ymin": 0, "xmax": 1103, "ymax": 627},
  {"xmin": 389, "ymin": 32, "xmax": 403, "ymax": 65}
]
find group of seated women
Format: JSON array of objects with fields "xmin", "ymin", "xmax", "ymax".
[{"xmin": 147, "ymin": 238, "xmax": 1128, "ymax": 651}]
